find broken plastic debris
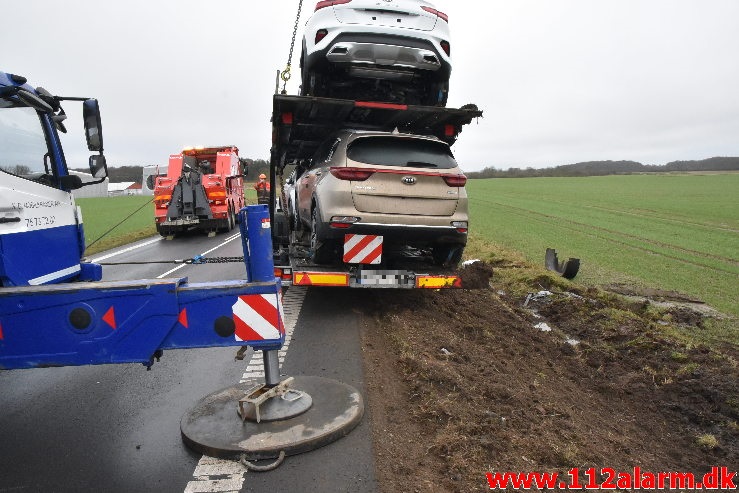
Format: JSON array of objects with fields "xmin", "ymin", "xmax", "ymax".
[
  {"xmin": 565, "ymin": 338, "xmax": 580, "ymax": 346},
  {"xmin": 545, "ymin": 248, "xmax": 580, "ymax": 279},
  {"xmin": 462, "ymin": 259, "xmax": 482, "ymax": 267},
  {"xmin": 441, "ymin": 348, "xmax": 452, "ymax": 356},
  {"xmin": 524, "ymin": 290, "xmax": 553, "ymax": 307},
  {"xmin": 535, "ymin": 322, "xmax": 552, "ymax": 332}
]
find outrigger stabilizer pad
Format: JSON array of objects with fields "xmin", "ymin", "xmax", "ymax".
[
  {"xmin": 545, "ymin": 248, "xmax": 580, "ymax": 280},
  {"xmin": 181, "ymin": 376, "xmax": 364, "ymax": 461}
]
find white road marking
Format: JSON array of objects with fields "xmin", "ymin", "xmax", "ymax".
[
  {"xmin": 184, "ymin": 286, "xmax": 308, "ymax": 492},
  {"xmin": 158, "ymin": 233, "xmax": 241, "ymax": 278},
  {"xmin": 89, "ymin": 237, "xmax": 162, "ymax": 262}
]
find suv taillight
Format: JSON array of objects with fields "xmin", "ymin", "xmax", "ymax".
[
  {"xmin": 440, "ymin": 40, "xmax": 451, "ymax": 57},
  {"xmin": 330, "ymin": 167, "xmax": 375, "ymax": 181},
  {"xmin": 315, "ymin": 29, "xmax": 328, "ymax": 44},
  {"xmin": 442, "ymin": 174, "xmax": 466, "ymax": 187},
  {"xmin": 421, "ymin": 6, "xmax": 449, "ymax": 23},
  {"xmin": 315, "ymin": 0, "xmax": 351, "ymax": 12}
]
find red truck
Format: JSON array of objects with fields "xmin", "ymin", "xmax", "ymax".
[{"xmin": 154, "ymin": 146, "xmax": 245, "ymax": 236}]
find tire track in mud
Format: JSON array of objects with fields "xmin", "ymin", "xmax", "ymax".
[{"xmin": 470, "ymin": 197, "xmax": 739, "ymax": 275}]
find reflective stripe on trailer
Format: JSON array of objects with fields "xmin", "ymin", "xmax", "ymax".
[
  {"xmin": 293, "ymin": 272, "xmax": 350, "ymax": 287},
  {"xmin": 232, "ymin": 293, "xmax": 284, "ymax": 342},
  {"xmin": 416, "ymin": 275, "xmax": 462, "ymax": 289},
  {"xmin": 343, "ymin": 234, "xmax": 382, "ymax": 265}
]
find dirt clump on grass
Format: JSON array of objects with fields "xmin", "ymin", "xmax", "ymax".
[{"xmin": 360, "ymin": 271, "xmax": 738, "ymax": 492}]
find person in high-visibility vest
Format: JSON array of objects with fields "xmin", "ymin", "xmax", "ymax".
[{"xmin": 254, "ymin": 173, "xmax": 270, "ymax": 204}]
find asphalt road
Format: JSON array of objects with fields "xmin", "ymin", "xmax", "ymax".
[{"xmin": 0, "ymin": 231, "xmax": 377, "ymax": 492}]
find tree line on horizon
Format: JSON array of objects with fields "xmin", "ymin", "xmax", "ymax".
[
  {"xmin": 465, "ymin": 156, "xmax": 739, "ymax": 179},
  {"xmin": 83, "ymin": 156, "xmax": 739, "ymax": 183}
]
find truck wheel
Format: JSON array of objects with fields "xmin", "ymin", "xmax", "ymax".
[
  {"xmin": 310, "ymin": 206, "xmax": 334, "ymax": 264},
  {"xmin": 228, "ymin": 209, "xmax": 235, "ymax": 231}
]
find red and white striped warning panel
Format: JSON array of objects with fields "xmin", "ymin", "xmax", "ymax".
[
  {"xmin": 231, "ymin": 293, "xmax": 284, "ymax": 342},
  {"xmin": 343, "ymin": 234, "xmax": 383, "ymax": 265}
]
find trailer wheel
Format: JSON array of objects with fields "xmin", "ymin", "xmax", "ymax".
[{"xmin": 310, "ymin": 205, "xmax": 334, "ymax": 264}]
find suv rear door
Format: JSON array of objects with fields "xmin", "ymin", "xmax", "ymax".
[
  {"xmin": 345, "ymin": 135, "xmax": 461, "ymax": 216},
  {"xmin": 333, "ymin": 0, "xmax": 438, "ymax": 31}
]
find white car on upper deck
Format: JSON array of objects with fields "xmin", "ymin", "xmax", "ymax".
[{"xmin": 300, "ymin": 0, "xmax": 452, "ymax": 106}]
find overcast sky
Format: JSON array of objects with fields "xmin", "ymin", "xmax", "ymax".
[{"xmin": 3, "ymin": 0, "xmax": 738, "ymax": 171}]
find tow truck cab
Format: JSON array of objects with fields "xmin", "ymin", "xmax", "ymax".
[{"xmin": 0, "ymin": 71, "xmax": 108, "ymax": 287}]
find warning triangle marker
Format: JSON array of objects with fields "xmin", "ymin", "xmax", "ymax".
[
  {"xmin": 103, "ymin": 307, "xmax": 117, "ymax": 330},
  {"xmin": 178, "ymin": 308, "xmax": 189, "ymax": 328}
]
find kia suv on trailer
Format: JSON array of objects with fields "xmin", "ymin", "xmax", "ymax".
[
  {"xmin": 295, "ymin": 130, "xmax": 468, "ymax": 265},
  {"xmin": 300, "ymin": 0, "xmax": 452, "ymax": 106}
]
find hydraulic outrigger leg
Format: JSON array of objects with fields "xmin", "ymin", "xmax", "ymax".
[{"xmin": 180, "ymin": 207, "xmax": 363, "ymax": 465}]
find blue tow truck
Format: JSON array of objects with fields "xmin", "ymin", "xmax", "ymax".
[{"xmin": 0, "ymin": 71, "xmax": 285, "ymax": 370}]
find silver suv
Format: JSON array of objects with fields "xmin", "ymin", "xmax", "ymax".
[
  {"xmin": 295, "ymin": 130, "xmax": 468, "ymax": 264},
  {"xmin": 300, "ymin": 0, "xmax": 452, "ymax": 106}
]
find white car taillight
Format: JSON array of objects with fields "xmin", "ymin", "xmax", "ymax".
[
  {"xmin": 421, "ymin": 6, "xmax": 449, "ymax": 23},
  {"xmin": 315, "ymin": 0, "xmax": 351, "ymax": 12}
]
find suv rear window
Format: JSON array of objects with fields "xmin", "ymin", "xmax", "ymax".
[{"xmin": 347, "ymin": 137, "xmax": 457, "ymax": 169}]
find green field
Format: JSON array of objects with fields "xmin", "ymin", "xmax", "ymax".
[
  {"xmin": 77, "ymin": 196, "xmax": 157, "ymax": 254},
  {"xmin": 466, "ymin": 174, "xmax": 739, "ymax": 317}
]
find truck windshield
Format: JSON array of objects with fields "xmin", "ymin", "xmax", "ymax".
[
  {"xmin": 0, "ymin": 105, "xmax": 50, "ymax": 179},
  {"xmin": 347, "ymin": 136, "xmax": 457, "ymax": 169}
]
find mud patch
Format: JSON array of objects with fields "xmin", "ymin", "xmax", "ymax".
[
  {"xmin": 459, "ymin": 260, "xmax": 494, "ymax": 289},
  {"xmin": 361, "ymin": 287, "xmax": 738, "ymax": 492}
]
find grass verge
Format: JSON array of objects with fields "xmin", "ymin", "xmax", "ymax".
[
  {"xmin": 77, "ymin": 196, "xmax": 156, "ymax": 255},
  {"xmin": 463, "ymin": 233, "xmax": 738, "ymax": 349}
]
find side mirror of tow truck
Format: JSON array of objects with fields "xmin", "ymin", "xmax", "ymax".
[
  {"xmin": 89, "ymin": 154, "xmax": 107, "ymax": 179},
  {"xmin": 83, "ymin": 99, "xmax": 108, "ymax": 179}
]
